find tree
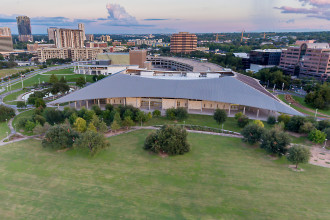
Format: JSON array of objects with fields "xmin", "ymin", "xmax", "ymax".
[
  {"xmin": 318, "ymin": 120, "xmax": 330, "ymax": 131},
  {"xmin": 299, "ymin": 122, "xmax": 315, "ymax": 134},
  {"xmin": 237, "ymin": 115, "xmax": 249, "ymax": 128},
  {"xmin": 166, "ymin": 108, "xmax": 176, "ymax": 120},
  {"xmin": 17, "ymin": 101, "xmax": 27, "ymax": 109},
  {"xmin": 74, "ymin": 117, "xmax": 87, "ymax": 133},
  {"xmin": 175, "ymin": 107, "xmax": 188, "ymax": 120},
  {"xmin": 33, "ymin": 122, "xmax": 50, "ymax": 136},
  {"xmin": 0, "ymin": 105, "xmax": 15, "ymax": 122},
  {"xmin": 213, "ymin": 109, "xmax": 227, "ymax": 126},
  {"xmin": 235, "ymin": 112, "xmax": 243, "ymax": 120},
  {"xmin": 144, "ymin": 125, "xmax": 190, "ymax": 155},
  {"xmin": 110, "ymin": 120, "xmax": 121, "ymax": 132},
  {"xmin": 105, "ymin": 104, "xmax": 114, "ymax": 111},
  {"xmin": 323, "ymin": 127, "xmax": 330, "ymax": 139},
  {"xmin": 267, "ymin": 116, "xmax": 276, "ymax": 125},
  {"xmin": 122, "ymin": 116, "xmax": 135, "ymax": 130},
  {"xmin": 34, "ymin": 115, "xmax": 46, "ymax": 126},
  {"xmin": 91, "ymin": 105, "xmax": 102, "ymax": 116},
  {"xmin": 76, "ymin": 76, "xmax": 86, "ymax": 88},
  {"xmin": 260, "ymin": 129, "xmax": 291, "ymax": 156},
  {"xmin": 241, "ymin": 124, "xmax": 265, "ymax": 145},
  {"xmin": 43, "ymin": 108, "xmax": 64, "ymax": 125},
  {"xmin": 252, "ymin": 120, "xmax": 264, "ymax": 128},
  {"xmin": 49, "ymin": 74, "xmax": 58, "ymax": 84},
  {"xmin": 286, "ymin": 116, "xmax": 306, "ymax": 133},
  {"xmin": 308, "ymin": 129, "xmax": 326, "ymax": 144},
  {"xmin": 59, "ymin": 76, "xmax": 67, "ymax": 83},
  {"xmin": 73, "ymin": 131, "xmax": 110, "ymax": 156},
  {"xmin": 152, "ymin": 110, "xmax": 161, "ymax": 117},
  {"xmin": 136, "ymin": 111, "xmax": 146, "ymax": 126},
  {"xmin": 87, "ymin": 123, "xmax": 97, "ymax": 132},
  {"xmin": 287, "ymin": 145, "xmax": 311, "ymax": 169},
  {"xmin": 35, "ymin": 98, "xmax": 46, "ymax": 108},
  {"xmin": 83, "ymin": 110, "xmax": 96, "ymax": 123},
  {"xmin": 278, "ymin": 114, "xmax": 291, "ymax": 126},
  {"xmin": 42, "ymin": 125, "xmax": 79, "ymax": 149},
  {"xmin": 25, "ymin": 120, "xmax": 36, "ymax": 132}
]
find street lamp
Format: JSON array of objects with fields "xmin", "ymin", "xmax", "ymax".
[
  {"xmin": 6, "ymin": 131, "xmax": 8, "ymax": 140},
  {"xmin": 315, "ymin": 109, "xmax": 318, "ymax": 118},
  {"xmin": 323, "ymin": 139, "xmax": 328, "ymax": 149}
]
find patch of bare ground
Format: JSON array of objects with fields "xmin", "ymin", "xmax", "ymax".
[
  {"xmin": 288, "ymin": 165, "xmax": 305, "ymax": 172},
  {"xmin": 56, "ymin": 148, "xmax": 70, "ymax": 153},
  {"xmin": 309, "ymin": 145, "xmax": 330, "ymax": 168},
  {"xmin": 104, "ymin": 128, "xmax": 135, "ymax": 137}
]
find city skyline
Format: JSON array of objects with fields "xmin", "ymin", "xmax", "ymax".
[{"xmin": 0, "ymin": 0, "xmax": 329, "ymax": 34}]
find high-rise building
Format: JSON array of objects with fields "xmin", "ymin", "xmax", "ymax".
[
  {"xmin": 249, "ymin": 49, "xmax": 282, "ymax": 66},
  {"xmin": 0, "ymin": 27, "xmax": 14, "ymax": 52},
  {"xmin": 170, "ymin": 32, "xmax": 197, "ymax": 53},
  {"xmin": 47, "ymin": 27, "xmax": 57, "ymax": 42},
  {"xmin": 78, "ymin": 23, "xmax": 86, "ymax": 41},
  {"xmin": 279, "ymin": 42, "xmax": 330, "ymax": 79},
  {"xmin": 87, "ymin": 34, "xmax": 94, "ymax": 42},
  {"xmin": 16, "ymin": 16, "xmax": 33, "ymax": 42},
  {"xmin": 54, "ymin": 28, "xmax": 84, "ymax": 48},
  {"xmin": 100, "ymin": 35, "xmax": 111, "ymax": 42}
]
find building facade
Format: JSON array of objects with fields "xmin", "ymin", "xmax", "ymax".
[
  {"xmin": 249, "ymin": 49, "xmax": 282, "ymax": 66},
  {"xmin": 78, "ymin": 23, "xmax": 86, "ymax": 41},
  {"xmin": 54, "ymin": 28, "xmax": 84, "ymax": 48},
  {"xmin": 170, "ymin": 32, "xmax": 197, "ymax": 53},
  {"xmin": 279, "ymin": 43, "xmax": 330, "ymax": 79},
  {"xmin": 47, "ymin": 27, "xmax": 56, "ymax": 42},
  {"xmin": 16, "ymin": 16, "xmax": 33, "ymax": 42},
  {"xmin": 86, "ymin": 42, "xmax": 108, "ymax": 48},
  {"xmin": 0, "ymin": 27, "xmax": 13, "ymax": 52},
  {"xmin": 37, "ymin": 47, "xmax": 103, "ymax": 62},
  {"xmin": 100, "ymin": 35, "xmax": 111, "ymax": 42},
  {"xmin": 129, "ymin": 50, "xmax": 147, "ymax": 68}
]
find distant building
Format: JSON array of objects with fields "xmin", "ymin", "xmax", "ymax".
[
  {"xmin": 27, "ymin": 43, "xmax": 55, "ymax": 52},
  {"xmin": 0, "ymin": 27, "xmax": 14, "ymax": 52},
  {"xmin": 54, "ymin": 28, "xmax": 84, "ymax": 48},
  {"xmin": 113, "ymin": 41, "xmax": 122, "ymax": 46},
  {"xmin": 86, "ymin": 42, "xmax": 108, "ymax": 48},
  {"xmin": 126, "ymin": 42, "xmax": 135, "ymax": 47},
  {"xmin": 87, "ymin": 34, "xmax": 94, "ymax": 42},
  {"xmin": 37, "ymin": 47, "xmax": 103, "ymax": 62},
  {"xmin": 280, "ymin": 42, "xmax": 330, "ymax": 79},
  {"xmin": 100, "ymin": 35, "xmax": 111, "ymax": 42},
  {"xmin": 78, "ymin": 23, "xmax": 86, "ymax": 41},
  {"xmin": 249, "ymin": 49, "xmax": 282, "ymax": 66},
  {"xmin": 16, "ymin": 16, "xmax": 33, "ymax": 42},
  {"xmin": 129, "ymin": 50, "xmax": 147, "ymax": 68},
  {"xmin": 38, "ymin": 48, "xmax": 69, "ymax": 62},
  {"xmin": 233, "ymin": 53, "xmax": 250, "ymax": 70},
  {"xmin": 170, "ymin": 32, "xmax": 197, "ymax": 53},
  {"xmin": 47, "ymin": 27, "xmax": 56, "ymax": 42}
]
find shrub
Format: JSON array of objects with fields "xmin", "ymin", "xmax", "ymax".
[
  {"xmin": 253, "ymin": 120, "xmax": 264, "ymax": 128},
  {"xmin": 299, "ymin": 122, "xmax": 315, "ymax": 134},
  {"xmin": 17, "ymin": 101, "xmax": 27, "ymax": 108},
  {"xmin": 122, "ymin": 116, "xmax": 135, "ymax": 129},
  {"xmin": 175, "ymin": 107, "xmax": 188, "ymax": 120},
  {"xmin": 110, "ymin": 120, "xmax": 121, "ymax": 132},
  {"xmin": 323, "ymin": 128, "xmax": 330, "ymax": 139},
  {"xmin": 166, "ymin": 108, "xmax": 176, "ymax": 120},
  {"xmin": 87, "ymin": 123, "xmax": 97, "ymax": 132},
  {"xmin": 278, "ymin": 114, "xmax": 291, "ymax": 126},
  {"xmin": 267, "ymin": 116, "xmax": 276, "ymax": 125},
  {"xmin": 63, "ymin": 107, "xmax": 77, "ymax": 119},
  {"xmin": 17, "ymin": 117, "xmax": 30, "ymax": 128},
  {"xmin": 105, "ymin": 104, "xmax": 114, "ymax": 112},
  {"xmin": 318, "ymin": 120, "xmax": 330, "ymax": 131},
  {"xmin": 260, "ymin": 129, "xmax": 290, "ymax": 156},
  {"xmin": 33, "ymin": 122, "xmax": 51, "ymax": 136},
  {"xmin": 0, "ymin": 105, "xmax": 15, "ymax": 122},
  {"xmin": 73, "ymin": 131, "xmax": 110, "ymax": 156},
  {"xmin": 237, "ymin": 115, "xmax": 249, "ymax": 128},
  {"xmin": 241, "ymin": 124, "xmax": 265, "ymax": 145},
  {"xmin": 83, "ymin": 110, "xmax": 96, "ymax": 123},
  {"xmin": 144, "ymin": 125, "xmax": 190, "ymax": 155},
  {"xmin": 42, "ymin": 125, "xmax": 79, "ymax": 149},
  {"xmin": 235, "ymin": 112, "xmax": 243, "ymax": 120},
  {"xmin": 74, "ymin": 117, "xmax": 87, "ymax": 133},
  {"xmin": 213, "ymin": 109, "xmax": 227, "ymax": 125},
  {"xmin": 152, "ymin": 110, "xmax": 161, "ymax": 117},
  {"xmin": 34, "ymin": 115, "xmax": 46, "ymax": 126},
  {"xmin": 287, "ymin": 145, "xmax": 311, "ymax": 169},
  {"xmin": 91, "ymin": 105, "xmax": 102, "ymax": 116},
  {"xmin": 25, "ymin": 120, "xmax": 36, "ymax": 132},
  {"xmin": 308, "ymin": 129, "xmax": 326, "ymax": 144},
  {"xmin": 43, "ymin": 108, "xmax": 64, "ymax": 125},
  {"xmin": 286, "ymin": 116, "xmax": 306, "ymax": 133}
]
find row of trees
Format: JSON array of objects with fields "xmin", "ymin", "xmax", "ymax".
[{"xmin": 305, "ymin": 83, "xmax": 330, "ymax": 109}]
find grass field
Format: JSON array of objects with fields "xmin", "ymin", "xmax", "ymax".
[
  {"xmin": 0, "ymin": 66, "xmax": 34, "ymax": 78},
  {"xmin": 7, "ymin": 73, "xmax": 94, "ymax": 91},
  {"xmin": 277, "ymin": 94, "xmax": 325, "ymax": 118},
  {"xmin": 12, "ymin": 109, "xmax": 35, "ymax": 136},
  {"xmin": 0, "ymin": 130, "xmax": 329, "ymax": 219},
  {"xmin": 3, "ymin": 89, "xmax": 28, "ymax": 104},
  {"xmin": 0, "ymin": 121, "xmax": 10, "ymax": 140},
  {"xmin": 292, "ymin": 95, "xmax": 330, "ymax": 116},
  {"xmin": 41, "ymin": 68, "xmax": 74, "ymax": 75}
]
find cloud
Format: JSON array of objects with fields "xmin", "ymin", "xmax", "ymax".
[
  {"xmin": 104, "ymin": 3, "xmax": 137, "ymax": 25},
  {"xmin": 275, "ymin": 0, "xmax": 330, "ymax": 21},
  {"xmin": 144, "ymin": 18, "xmax": 170, "ymax": 21}
]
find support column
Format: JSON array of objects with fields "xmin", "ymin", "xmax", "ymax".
[
  {"xmin": 57, "ymin": 104, "xmax": 59, "ymax": 109},
  {"xmin": 136, "ymin": 98, "xmax": 138, "ymax": 108},
  {"xmin": 201, "ymin": 101, "xmax": 203, "ymax": 112},
  {"xmin": 98, "ymin": 99, "xmax": 100, "ymax": 107},
  {"xmin": 124, "ymin": 98, "xmax": 126, "ymax": 106},
  {"xmin": 228, "ymin": 105, "xmax": 231, "ymax": 116},
  {"xmin": 187, "ymin": 100, "xmax": 189, "ymax": 113},
  {"xmin": 161, "ymin": 98, "xmax": 163, "ymax": 110},
  {"xmin": 243, "ymin": 106, "xmax": 246, "ymax": 115},
  {"xmin": 257, "ymin": 109, "xmax": 259, "ymax": 119},
  {"xmin": 75, "ymin": 101, "xmax": 77, "ymax": 108},
  {"xmin": 86, "ymin": 100, "xmax": 89, "ymax": 109},
  {"xmin": 148, "ymin": 98, "xmax": 151, "ymax": 110}
]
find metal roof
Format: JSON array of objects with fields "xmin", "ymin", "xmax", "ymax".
[{"xmin": 50, "ymin": 73, "xmax": 301, "ymax": 115}]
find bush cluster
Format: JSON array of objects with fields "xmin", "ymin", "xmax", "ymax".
[
  {"xmin": 144, "ymin": 125, "xmax": 190, "ymax": 155},
  {"xmin": 166, "ymin": 108, "xmax": 188, "ymax": 121},
  {"xmin": 0, "ymin": 105, "xmax": 15, "ymax": 122}
]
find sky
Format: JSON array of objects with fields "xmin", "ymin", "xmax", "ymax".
[{"xmin": 0, "ymin": 0, "xmax": 329, "ymax": 34}]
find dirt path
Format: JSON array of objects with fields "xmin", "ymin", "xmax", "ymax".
[
  {"xmin": 285, "ymin": 95, "xmax": 330, "ymax": 118},
  {"xmin": 309, "ymin": 146, "xmax": 330, "ymax": 168}
]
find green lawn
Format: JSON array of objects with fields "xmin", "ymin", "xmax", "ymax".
[
  {"xmin": 12, "ymin": 109, "xmax": 35, "ymax": 135},
  {"xmin": 0, "ymin": 130, "xmax": 329, "ymax": 219},
  {"xmin": 293, "ymin": 95, "xmax": 330, "ymax": 116},
  {"xmin": 278, "ymin": 94, "xmax": 325, "ymax": 118},
  {"xmin": 7, "ymin": 73, "xmax": 94, "ymax": 91},
  {"xmin": 145, "ymin": 114, "xmax": 273, "ymax": 133},
  {"xmin": 0, "ymin": 66, "xmax": 34, "ymax": 78},
  {"xmin": 0, "ymin": 121, "xmax": 10, "ymax": 140},
  {"xmin": 41, "ymin": 68, "xmax": 74, "ymax": 75},
  {"xmin": 3, "ymin": 89, "xmax": 28, "ymax": 104}
]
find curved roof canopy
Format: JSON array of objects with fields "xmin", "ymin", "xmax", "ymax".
[{"xmin": 50, "ymin": 73, "xmax": 302, "ymax": 116}]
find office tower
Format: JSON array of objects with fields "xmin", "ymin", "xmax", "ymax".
[
  {"xmin": 170, "ymin": 32, "xmax": 197, "ymax": 53},
  {"xmin": 78, "ymin": 23, "xmax": 86, "ymax": 41},
  {"xmin": 0, "ymin": 27, "xmax": 14, "ymax": 52},
  {"xmin": 54, "ymin": 28, "xmax": 84, "ymax": 48},
  {"xmin": 16, "ymin": 16, "xmax": 33, "ymax": 42},
  {"xmin": 100, "ymin": 35, "xmax": 111, "ymax": 42},
  {"xmin": 87, "ymin": 34, "xmax": 94, "ymax": 42},
  {"xmin": 280, "ymin": 42, "xmax": 330, "ymax": 79},
  {"xmin": 249, "ymin": 49, "xmax": 282, "ymax": 66},
  {"xmin": 47, "ymin": 27, "xmax": 57, "ymax": 41}
]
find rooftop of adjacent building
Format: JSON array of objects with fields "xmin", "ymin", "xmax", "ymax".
[{"xmin": 252, "ymin": 49, "xmax": 282, "ymax": 53}]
